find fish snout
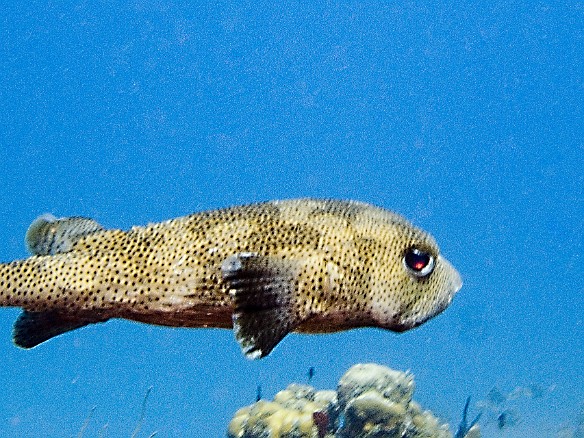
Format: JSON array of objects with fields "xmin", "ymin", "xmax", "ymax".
[
  {"xmin": 441, "ymin": 255, "xmax": 462, "ymax": 295},
  {"xmin": 436, "ymin": 255, "xmax": 462, "ymax": 311}
]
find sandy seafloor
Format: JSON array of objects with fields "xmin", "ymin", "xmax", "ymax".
[{"xmin": 0, "ymin": 2, "xmax": 582, "ymax": 437}]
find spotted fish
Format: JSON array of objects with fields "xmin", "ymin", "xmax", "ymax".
[{"xmin": 0, "ymin": 199, "xmax": 462, "ymax": 359}]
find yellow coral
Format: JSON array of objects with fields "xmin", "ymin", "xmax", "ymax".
[
  {"xmin": 227, "ymin": 364, "xmax": 463, "ymax": 438},
  {"xmin": 227, "ymin": 413, "xmax": 247, "ymax": 438},
  {"xmin": 274, "ymin": 389, "xmax": 294, "ymax": 405},
  {"xmin": 298, "ymin": 412, "xmax": 315, "ymax": 434}
]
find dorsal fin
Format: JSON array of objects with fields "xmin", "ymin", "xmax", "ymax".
[{"xmin": 25, "ymin": 214, "xmax": 104, "ymax": 255}]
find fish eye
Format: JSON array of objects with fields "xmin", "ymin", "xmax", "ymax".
[{"xmin": 403, "ymin": 247, "xmax": 435, "ymax": 278}]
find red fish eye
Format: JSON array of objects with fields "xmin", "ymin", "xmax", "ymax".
[{"xmin": 403, "ymin": 248, "xmax": 435, "ymax": 277}]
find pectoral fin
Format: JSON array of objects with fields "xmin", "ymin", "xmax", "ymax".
[
  {"xmin": 13, "ymin": 310, "xmax": 108, "ymax": 348},
  {"xmin": 221, "ymin": 253, "xmax": 306, "ymax": 359}
]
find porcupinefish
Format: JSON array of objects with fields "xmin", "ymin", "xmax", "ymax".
[{"xmin": 0, "ymin": 199, "xmax": 462, "ymax": 359}]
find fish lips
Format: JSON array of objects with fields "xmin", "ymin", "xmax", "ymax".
[
  {"xmin": 421, "ymin": 255, "xmax": 462, "ymax": 320},
  {"xmin": 442, "ymin": 255, "xmax": 463, "ymax": 297}
]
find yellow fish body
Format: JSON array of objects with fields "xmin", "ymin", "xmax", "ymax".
[{"xmin": 0, "ymin": 199, "xmax": 462, "ymax": 358}]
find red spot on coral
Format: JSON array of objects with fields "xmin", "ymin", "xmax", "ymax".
[{"xmin": 313, "ymin": 411, "xmax": 329, "ymax": 438}]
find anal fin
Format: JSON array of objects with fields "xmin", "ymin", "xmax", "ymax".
[
  {"xmin": 13, "ymin": 310, "xmax": 108, "ymax": 349},
  {"xmin": 221, "ymin": 252, "xmax": 306, "ymax": 359}
]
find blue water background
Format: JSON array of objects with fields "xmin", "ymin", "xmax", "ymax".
[{"xmin": 0, "ymin": 2, "xmax": 582, "ymax": 437}]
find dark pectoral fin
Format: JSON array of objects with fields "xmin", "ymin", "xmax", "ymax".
[
  {"xmin": 221, "ymin": 253, "xmax": 305, "ymax": 359},
  {"xmin": 13, "ymin": 311, "xmax": 107, "ymax": 348}
]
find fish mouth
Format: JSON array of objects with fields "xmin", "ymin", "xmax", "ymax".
[
  {"xmin": 439, "ymin": 255, "xmax": 463, "ymax": 296},
  {"xmin": 429, "ymin": 255, "xmax": 462, "ymax": 319}
]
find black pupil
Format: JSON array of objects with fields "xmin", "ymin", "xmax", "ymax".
[{"xmin": 405, "ymin": 248, "xmax": 430, "ymax": 271}]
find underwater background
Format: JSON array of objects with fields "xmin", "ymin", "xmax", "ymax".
[{"xmin": 0, "ymin": 1, "xmax": 582, "ymax": 437}]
